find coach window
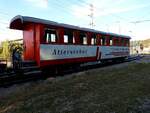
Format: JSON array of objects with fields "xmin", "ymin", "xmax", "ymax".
[
  {"xmin": 100, "ymin": 37, "xmax": 103, "ymax": 45},
  {"xmin": 64, "ymin": 35, "xmax": 68, "ymax": 43},
  {"xmin": 109, "ymin": 37, "xmax": 113, "ymax": 46},
  {"xmin": 122, "ymin": 39, "xmax": 125, "ymax": 46},
  {"xmin": 83, "ymin": 37, "xmax": 87, "ymax": 45},
  {"xmin": 121, "ymin": 38, "xmax": 125, "ymax": 46},
  {"xmin": 120, "ymin": 38, "xmax": 122, "ymax": 46},
  {"xmin": 64, "ymin": 29, "xmax": 73, "ymax": 44},
  {"xmin": 112, "ymin": 37, "xmax": 116, "ymax": 46},
  {"xmin": 45, "ymin": 29, "xmax": 57, "ymax": 43},
  {"xmin": 125, "ymin": 39, "xmax": 127, "ymax": 46},
  {"xmin": 101, "ymin": 36, "xmax": 107, "ymax": 46},
  {"xmin": 101, "ymin": 36, "xmax": 104, "ymax": 45},
  {"xmin": 115, "ymin": 38, "xmax": 119, "ymax": 46},
  {"xmin": 73, "ymin": 36, "xmax": 75, "ymax": 44},
  {"xmin": 119, "ymin": 38, "xmax": 122, "ymax": 46},
  {"xmin": 120, "ymin": 38, "xmax": 123, "ymax": 46},
  {"xmin": 91, "ymin": 34, "xmax": 96, "ymax": 45},
  {"xmin": 91, "ymin": 37, "xmax": 96, "ymax": 45},
  {"xmin": 80, "ymin": 32, "xmax": 87, "ymax": 45},
  {"xmin": 123, "ymin": 39, "xmax": 125, "ymax": 46},
  {"xmin": 126, "ymin": 39, "xmax": 129, "ymax": 46}
]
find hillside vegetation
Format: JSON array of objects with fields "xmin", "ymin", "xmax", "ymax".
[
  {"xmin": 140, "ymin": 38, "xmax": 150, "ymax": 48},
  {"xmin": 0, "ymin": 62, "xmax": 150, "ymax": 113},
  {"xmin": 131, "ymin": 38, "xmax": 150, "ymax": 48}
]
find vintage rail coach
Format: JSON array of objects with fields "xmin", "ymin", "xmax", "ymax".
[{"xmin": 10, "ymin": 15, "xmax": 130, "ymax": 69}]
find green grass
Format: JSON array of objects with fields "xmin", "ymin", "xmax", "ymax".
[{"xmin": 0, "ymin": 63, "xmax": 150, "ymax": 113}]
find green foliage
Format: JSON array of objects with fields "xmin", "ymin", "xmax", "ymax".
[
  {"xmin": 0, "ymin": 41, "xmax": 10, "ymax": 60},
  {"xmin": 9, "ymin": 41, "xmax": 23, "ymax": 55},
  {"xmin": 0, "ymin": 40, "xmax": 23, "ymax": 60},
  {"xmin": 131, "ymin": 38, "xmax": 150, "ymax": 48},
  {"xmin": 0, "ymin": 47, "xmax": 3, "ymax": 54}
]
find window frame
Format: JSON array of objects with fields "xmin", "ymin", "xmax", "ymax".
[
  {"xmin": 79, "ymin": 32, "xmax": 88, "ymax": 45},
  {"xmin": 44, "ymin": 28, "xmax": 57, "ymax": 44},
  {"xmin": 63, "ymin": 29, "xmax": 74, "ymax": 44}
]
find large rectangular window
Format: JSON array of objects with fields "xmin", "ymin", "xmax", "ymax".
[
  {"xmin": 91, "ymin": 34, "xmax": 96, "ymax": 45},
  {"xmin": 120, "ymin": 38, "xmax": 124, "ymax": 46},
  {"xmin": 112, "ymin": 37, "xmax": 116, "ymax": 46},
  {"xmin": 44, "ymin": 29, "xmax": 57, "ymax": 43},
  {"xmin": 64, "ymin": 29, "xmax": 73, "ymax": 44},
  {"xmin": 115, "ymin": 38, "xmax": 119, "ymax": 46},
  {"xmin": 109, "ymin": 37, "xmax": 113, "ymax": 46},
  {"xmin": 101, "ymin": 36, "xmax": 107, "ymax": 46},
  {"xmin": 125, "ymin": 39, "xmax": 129, "ymax": 46},
  {"xmin": 83, "ymin": 37, "xmax": 87, "ymax": 45},
  {"xmin": 80, "ymin": 32, "xmax": 87, "ymax": 45},
  {"xmin": 64, "ymin": 35, "xmax": 69, "ymax": 43}
]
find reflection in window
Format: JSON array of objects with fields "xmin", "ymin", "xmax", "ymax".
[
  {"xmin": 79, "ymin": 32, "xmax": 87, "ymax": 45},
  {"xmin": 45, "ymin": 29, "xmax": 57, "ymax": 43},
  {"xmin": 91, "ymin": 34, "xmax": 96, "ymax": 45},
  {"xmin": 91, "ymin": 38, "xmax": 95, "ymax": 45},
  {"xmin": 101, "ymin": 36, "xmax": 106, "ymax": 45},
  {"xmin": 64, "ymin": 29, "xmax": 73, "ymax": 44},
  {"xmin": 110, "ymin": 39, "xmax": 113, "ymax": 46},
  {"xmin": 83, "ymin": 37, "xmax": 87, "ymax": 45},
  {"xmin": 64, "ymin": 35, "xmax": 68, "ymax": 43}
]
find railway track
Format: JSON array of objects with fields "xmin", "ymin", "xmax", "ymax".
[
  {"xmin": 0, "ymin": 71, "xmax": 43, "ymax": 87},
  {"xmin": 0, "ymin": 55, "xmax": 142, "ymax": 87},
  {"xmin": 0, "ymin": 61, "xmax": 42, "ymax": 87}
]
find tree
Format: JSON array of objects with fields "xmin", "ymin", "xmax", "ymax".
[
  {"xmin": 0, "ymin": 40, "xmax": 23, "ymax": 60},
  {"xmin": 140, "ymin": 43, "xmax": 144, "ymax": 51}
]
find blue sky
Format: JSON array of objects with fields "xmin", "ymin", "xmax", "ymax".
[{"xmin": 0, "ymin": 0, "xmax": 150, "ymax": 42}]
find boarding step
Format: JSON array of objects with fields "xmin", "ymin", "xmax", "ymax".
[
  {"xmin": 20, "ymin": 60, "xmax": 41, "ymax": 76},
  {"xmin": 22, "ymin": 60, "xmax": 37, "ymax": 67},
  {"xmin": 0, "ymin": 71, "xmax": 15, "ymax": 77},
  {"xmin": 24, "ymin": 70, "xmax": 42, "ymax": 76},
  {"xmin": 20, "ymin": 66, "xmax": 40, "ymax": 72}
]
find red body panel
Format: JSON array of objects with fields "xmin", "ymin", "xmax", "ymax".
[
  {"xmin": 23, "ymin": 24, "xmax": 35, "ymax": 61},
  {"xmin": 40, "ymin": 56, "xmax": 97, "ymax": 67},
  {"xmin": 23, "ymin": 23, "xmax": 44, "ymax": 66},
  {"xmin": 34, "ymin": 24, "xmax": 44, "ymax": 66}
]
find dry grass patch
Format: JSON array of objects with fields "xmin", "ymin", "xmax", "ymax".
[{"xmin": 0, "ymin": 63, "xmax": 150, "ymax": 113}]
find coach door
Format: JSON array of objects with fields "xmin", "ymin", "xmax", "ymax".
[{"xmin": 23, "ymin": 24, "xmax": 35, "ymax": 61}]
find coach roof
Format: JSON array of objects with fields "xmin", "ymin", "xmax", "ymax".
[{"xmin": 10, "ymin": 15, "xmax": 130, "ymax": 38}]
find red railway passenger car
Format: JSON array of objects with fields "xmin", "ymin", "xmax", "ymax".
[{"xmin": 10, "ymin": 15, "xmax": 130, "ymax": 69}]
